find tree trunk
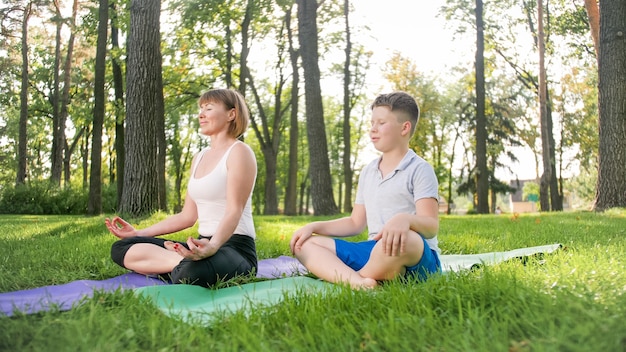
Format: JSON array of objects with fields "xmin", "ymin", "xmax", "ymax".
[
  {"xmin": 64, "ymin": 127, "xmax": 84, "ymax": 186},
  {"xmin": 225, "ymin": 25, "xmax": 233, "ymax": 88},
  {"xmin": 50, "ymin": 2, "xmax": 63, "ymax": 186},
  {"xmin": 297, "ymin": 0, "xmax": 338, "ymax": 215},
  {"xmin": 474, "ymin": 0, "xmax": 489, "ymax": 214},
  {"xmin": 547, "ymin": 95, "xmax": 562, "ymax": 210},
  {"xmin": 594, "ymin": 0, "xmax": 626, "ymax": 211},
  {"xmin": 87, "ymin": 0, "xmax": 109, "ymax": 215},
  {"xmin": 247, "ymin": 75, "xmax": 285, "ymax": 215},
  {"xmin": 119, "ymin": 0, "xmax": 164, "ymax": 217},
  {"xmin": 238, "ymin": 0, "xmax": 254, "ymax": 94},
  {"xmin": 299, "ymin": 172, "xmax": 308, "ymax": 215},
  {"xmin": 537, "ymin": 0, "xmax": 551, "ymax": 212},
  {"xmin": 342, "ymin": 0, "xmax": 353, "ymax": 214},
  {"xmin": 111, "ymin": 2, "xmax": 125, "ymax": 210},
  {"xmin": 583, "ymin": 0, "xmax": 600, "ymax": 58},
  {"xmin": 16, "ymin": 3, "xmax": 31, "ymax": 186},
  {"xmin": 239, "ymin": 0, "xmax": 284, "ymax": 215},
  {"xmin": 156, "ymin": 91, "xmax": 167, "ymax": 212},
  {"xmin": 82, "ymin": 127, "xmax": 90, "ymax": 189},
  {"xmin": 60, "ymin": 0, "xmax": 78, "ymax": 187},
  {"xmin": 284, "ymin": 5, "xmax": 299, "ymax": 216}
]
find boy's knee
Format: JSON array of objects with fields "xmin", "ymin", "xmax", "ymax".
[
  {"xmin": 403, "ymin": 232, "xmax": 426, "ymax": 257},
  {"xmin": 294, "ymin": 237, "xmax": 322, "ymax": 257}
]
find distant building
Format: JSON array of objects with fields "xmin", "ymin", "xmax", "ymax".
[
  {"xmin": 508, "ymin": 178, "xmax": 572, "ymax": 212},
  {"xmin": 508, "ymin": 179, "xmax": 538, "ymax": 213}
]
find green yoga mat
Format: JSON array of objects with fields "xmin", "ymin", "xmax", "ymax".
[
  {"xmin": 135, "ymin": 276, "xmax": 333, "ymax": 325},
  {"xmin": 136, "ymin": 244, "xmax": 562, "ymax": 325}
]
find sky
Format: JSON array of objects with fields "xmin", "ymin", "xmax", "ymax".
[{"xmin": 350, "ymin": 0, "xmax": 471, "ymax": 85}]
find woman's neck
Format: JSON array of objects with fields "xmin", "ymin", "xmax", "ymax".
[{"xmin": 208, "ymin": 135, "xmax": 236, "ymax": 150}]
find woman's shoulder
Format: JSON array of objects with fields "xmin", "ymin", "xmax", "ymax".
[
  {"xmin": 227, "ymin": 141, "xmax": 257, "ymax": 165},
  {"xmin": 231, "ymin": 141, "xmax": 255, "ymax": 156}
]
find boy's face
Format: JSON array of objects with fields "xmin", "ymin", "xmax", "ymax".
[{"xmin": 369, "ymin": 106, "xmax": 410, "ymax": 152}]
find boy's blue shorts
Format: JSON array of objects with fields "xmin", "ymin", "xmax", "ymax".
[{"xmin": 334, "ymin": 237, "xmax": 441, "ymax": 281}]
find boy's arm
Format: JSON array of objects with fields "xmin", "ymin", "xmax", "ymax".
[
  {"xmin": 307, "ymin": 204, "xmax": 367, "ymax": 237},
  {"xmin": 372, "ymin": 197, "xmax": 439, "ymax": 256},
  {"xmin": 407, "ymin": 197, "xmax": 439, "ymax": 238},
  {"xmin": 290, "ymin": 205, "xmax": 366, "ymax": 254},
  {"xmin": 378, "ymin": 197, "xmax": 439, "ymax": 239}
]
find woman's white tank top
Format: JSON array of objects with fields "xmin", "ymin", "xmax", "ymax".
[{"xmin": 187, "ymin": 142, "xmax": 256, "ymax": 239}]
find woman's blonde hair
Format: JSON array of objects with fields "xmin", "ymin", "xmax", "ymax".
[{"xmin": 198, "ymin": 89, "xmax": 250, "ymax": 138}]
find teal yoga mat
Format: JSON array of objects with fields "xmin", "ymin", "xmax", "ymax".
[
  {"xmin": 439, "ymin": 243, "xmax": 561, "ymax": 272},
  {"xmin": 135, "ymin": 276, "xmax": 333, "ymax": 325}
]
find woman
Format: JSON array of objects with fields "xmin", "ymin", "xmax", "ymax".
[{"xmin": 106, "ymin": 88, "xmax": 258, "ymax": 287}]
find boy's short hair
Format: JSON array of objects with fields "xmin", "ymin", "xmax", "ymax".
[
  {"xmin": 198, "ymin": 88, "xmax": 250, "ymax": 138},
  {"xmin": 371, "ymin": 91, "xmax": 420, "ymax": 136}
]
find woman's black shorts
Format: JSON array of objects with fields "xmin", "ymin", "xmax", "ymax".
[{"xmin": 110, "ymin": 234, "xmax": 257, "ymax": 288}]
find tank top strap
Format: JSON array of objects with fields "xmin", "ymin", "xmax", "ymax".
[
  {"xmin": 191, "ymin": 148, "xmax": 209, "ymax": 176},
  {"xmin": 222, "ymin": 141, "xmax": 241, "ymax": 161}
]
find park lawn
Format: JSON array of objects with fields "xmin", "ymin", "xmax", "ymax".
[{"xmin": 0, "ymin": 210, "xmax": 625, "ymax": 351}]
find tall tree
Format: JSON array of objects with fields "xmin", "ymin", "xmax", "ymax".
[
  {"xmin": 238, "ymin": 0, "xmax": 287, "ymax": 215},
  {"xmin": 49, "ymin": 0, "xmax": 77, "ymax": 186},
  {"xmin": 87, "ymin": 0, "xmax": 108, "ymax": 215},
  {"xmin": 520, "ymin": 0, "xmax": 561, "ymax": 211},
  {"xmin": 593, "ymin": 0, "xmax": 626, "ymax": 211},
  {"xmin": 583, "ymin": 0, "xmax": 599, "ymax": 57},
  {"xmin": 283, "ymin": 4, "xmax": 300, "ymax": 216},
  {"xmin": 16, "ymin": 2, "xmax": 32, "ymax": 186},
  {"xmin": 247, "ymin": 73, "xmax": 289, "ymax": 215},
  {"xmin": 474, "ymin": 0, "xmax": 489, "ymax": 213},
  {"xmin": 537, "ymin": 0, "xmax": 551, "ymax": 211},
  {"xmin": 119, "ymin": 0, "xmax": 164, "ymax": 216},
  {"xmin": 297, "ymin": 0, "xmax": 338, "ymax": 215},
  {"xmin": 110, "ymin": 2, "xmax": 125, "ymax": 208},
  {"xmin": 341, "ymin": 0, "xmax": 353, "ymax": 213}
]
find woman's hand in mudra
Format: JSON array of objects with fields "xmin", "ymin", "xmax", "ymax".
[{"xmin": 164, "ymin": 237, "xmax": 218, "ymax": 260}]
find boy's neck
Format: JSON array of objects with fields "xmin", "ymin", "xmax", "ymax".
[{"xmin": 379, "ymin": 146, "xmax": 409, "ymax": 175}]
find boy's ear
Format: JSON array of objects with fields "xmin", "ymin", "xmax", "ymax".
[{"xmin": 401, "ymin": 120, "xmax": 412, "ymax": 136}]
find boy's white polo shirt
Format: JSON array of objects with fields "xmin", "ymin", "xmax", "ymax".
[{"xmin": 356, "ymin": 149, "xmax": 440, "ymax": 254}]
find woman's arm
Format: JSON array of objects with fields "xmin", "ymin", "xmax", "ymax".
[
  {"xmin": 105, "ymin": 154, "xmax": 200, "ymax": 239},
  {"xmin": 134, "ymin": 193, "xmax": 199, "ymax": 237},
  {"xmin": 105, "ymin": 195, "xmax": 197, "ymax": 239}
]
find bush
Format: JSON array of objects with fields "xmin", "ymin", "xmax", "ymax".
[
  {"xmin": 0, "ymin": 182, "xmax": 118, "ymax": 215},
  {"xmin": 465, "ymin": 208, "xmax": 478, "ymax": 215}
]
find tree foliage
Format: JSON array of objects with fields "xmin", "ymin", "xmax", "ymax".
[{"xmin": 0, "ymin": 0, "xmax": 617, "ymax": 216}]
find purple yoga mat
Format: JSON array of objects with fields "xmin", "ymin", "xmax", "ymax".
[
  {"xmin": 0, "ymin": 273, "xmax": 167, "ymax": 317},
  {"xmin": 256, "ymin": 255, "xmax": 308, "ymax": 279},
  {"xmin": 1, "ymin": 256, "xmax": 307, "ymax": 317}
]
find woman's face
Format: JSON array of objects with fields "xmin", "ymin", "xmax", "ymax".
[{"xmin": 198, "ymin": 100, "xmax": 234, "ymax": 136}]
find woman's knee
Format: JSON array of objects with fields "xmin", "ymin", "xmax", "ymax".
[
  {"xmin": 110, "ymin": 238, "xmax": 134, "ymax": 268},
  {"xmin": 170, "ymin": 260, "xmax": 208, "ymax": 286},
  {"xmin": 171, "ymin": 255, "xmax": 253, "ymax": 287}
]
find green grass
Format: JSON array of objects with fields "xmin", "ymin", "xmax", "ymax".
[{"xmin": 1, "ymin": 210, "xmax": 625, "ymax": 351}]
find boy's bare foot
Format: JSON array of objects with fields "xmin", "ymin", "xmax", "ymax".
[{"xmin": 351, "ymin": 277, "xmax": 378, "ymax": 290}]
